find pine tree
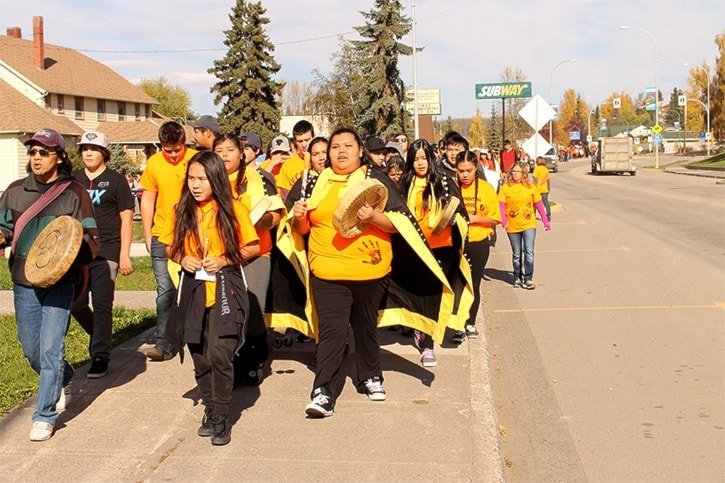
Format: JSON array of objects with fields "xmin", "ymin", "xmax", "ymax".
[
  {"xmin": 209, "ymin": 0, "xmax": 283, "ymax": 142},
  {"xmin": 351, "ymin": 0, "xmax": 412, "ymax": 139},
  {"xmin": 486, "ymin": 105, "xmax": 502, "ymax": 152}
]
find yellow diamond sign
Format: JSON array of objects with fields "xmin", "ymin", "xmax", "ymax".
[{"xmin": 652, "ymin": 124, "xmax": 662, "ymax": 134}]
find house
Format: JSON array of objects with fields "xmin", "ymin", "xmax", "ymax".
[{"xmin": 0, "ymin": 16, "xmax": 173, "ymax": 188}]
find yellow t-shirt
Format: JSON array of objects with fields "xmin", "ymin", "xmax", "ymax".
[
  {"xmin": 459, "ymin": 179, "xmax": 501, "ymax": 242},
  {"xmin": 140, "ymin": 148, "xmax": 197, "ymax": 238},
  {"xmin": 229, "ymin": 170, "xmax": 273, "ymax": 257},
  {"xmin": 533, "ymin": 165, "xmax": 550, "ymax": 194},
  {"xmin": 498, "ymin": 182, "xmax": 542, "ymax": 233},
  {"xmin": 307, "ymin": 174, "xmax": 392, "ymax": 281},
  {"xmin": 409, "ymin": 177, "xmax": 452, "ymax": 249},
  {"xmin": 276, "ymin": 153, "xmax": 309, "ymax": 191},
  {"xmin": 158, "ymin": 200, "xmax": 259, "ymax": 307}
]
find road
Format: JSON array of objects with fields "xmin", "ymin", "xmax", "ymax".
[{"xmin": 484, "ymin": 157, "xmax": 725, "ymax": 481}]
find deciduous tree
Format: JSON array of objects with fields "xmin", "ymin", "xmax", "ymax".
[
  {"xmin": 137, "ymin": 76, "xmax": 193, "ymax": 121},
  {"xmin": 468, "ymin": 107, "xmax": 485, "ymax": 148}
]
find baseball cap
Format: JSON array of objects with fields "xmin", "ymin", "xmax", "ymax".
[
  {"xmin": 240, "ymin": 132, "xmax": 262, "ymax": 149},
  {"xmin": 364, "ymin": 137, "xmax": 386, "ymax": 152},
  {"xmin": 188, "ymin": 115, "xmax": 221, "ymax": 133},
  {"xmin": 79, "ymin": 130, "xmax": 110, "ymax": 150},
  {"xmin": 24, "ymin": 128, "xmax": 66, "ymax": 150},
  {"xmin": 269, "ymin": 135, "xmax": 291, "ymax": 154},
  {"xmin": 385, "ymin": 141, "xmax": 404, "ymax": 158}
]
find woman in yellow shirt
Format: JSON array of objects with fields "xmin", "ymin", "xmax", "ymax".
[
  {"xmin": 498, "ymin": 161, "xmax": 551, "ymax": 290},
  {"xmin": 454, "ymin": 150, "xmax": 501, "ymax": 342},
  {"xmin": 160, "ymin": 151, "xmax": 259, "ymax": 446}
]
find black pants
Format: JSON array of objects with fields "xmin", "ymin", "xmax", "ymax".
[
  {"xmin": 72, "ymin": 258, "xmax": 118, "ymax": 360},
  {"xmin": 310, "ymin": 275, "xmax": 388, "ymax": 401},
  {"xmin": 188, "ymin": 309, "xmax": 237, "ymax": 415},
  {"xmin": 465, "ymin": 239, "xmax": 491, "ymax": 326}
]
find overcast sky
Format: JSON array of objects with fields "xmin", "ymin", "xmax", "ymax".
[{"xmin": 3, "ymin": 0, "xmax": 722, "ymax": 120}]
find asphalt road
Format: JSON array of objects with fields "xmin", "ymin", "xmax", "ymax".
[{"xmin": 484, "ymin": 157, "xmax": 725, "ymax": 481}]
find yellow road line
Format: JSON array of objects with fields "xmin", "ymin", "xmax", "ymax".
[{"xmin": 495, "ymin": 302, "xmax": 725, "ymax": 313}]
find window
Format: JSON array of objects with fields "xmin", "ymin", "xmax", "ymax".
[
  {"xmin": 118, "ymin": 102, "xmax": 126, "ymax": 121},
  {"xmin": 58, "ymin": 94, "xmax": 64, "ymax": 113},
  {"xmin": 135, "ymin": 103, "xmax": 141, "ymax": 121},
  {"xmin": 97, "ymin": 99, "xmax": 106, "ymax": 121},
  {"xmin": 145, "ymin": 105, "xmax": 151, "ymax": 119},
  {"xmin": 45, "ymin": 95, "xmax": 51, "ymax": 109},
  {"xmin": 74, "ymin": 97, "xmax": 83, "ymax": 120}
]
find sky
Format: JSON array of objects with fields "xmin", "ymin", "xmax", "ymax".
[{"xmin": 2, "ymin": 0, "xmax": 723, "ymax": 120}]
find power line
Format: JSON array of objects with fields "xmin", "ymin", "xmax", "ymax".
[{"xmin": 76, "ymin": 32, "xmax": 355, "ymax": 54}]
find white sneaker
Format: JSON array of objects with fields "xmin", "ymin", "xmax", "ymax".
[
  {"xmin": 421, "ymin": 349, "xmax": 437, "ymax": 367},
  {"xmin": 465, "ymin": 325, "xmax": 479, "ymax": 339},
  {"xmin": 29, "ymin": 421, "xmax": 54, "ymax": 441},
  {"xmin": 56, "ymin": 381, "xmax": 72, "ymax": 412},
  {"xmin": 359, "ymin": 376, "xmax": 387, "ymax": 401}
]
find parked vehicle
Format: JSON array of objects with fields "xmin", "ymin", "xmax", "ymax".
[
  {"xmin": 591, "ymin": 137, "xmax": 636, "ymax": 176},
  {"xmin": 543, "ymin": 147, "xmax": 559, "ymax": 173}
]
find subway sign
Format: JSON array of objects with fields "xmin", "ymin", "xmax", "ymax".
[{"xmin": 475, "ymin": 82, "xmax": 532, "ymax": 100}]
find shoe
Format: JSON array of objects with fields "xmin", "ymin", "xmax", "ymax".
[
  {"xmin": 147, "ymin": 345, "xmax": 173, "ymax": 361},
  {"xmin": 210, "ymin": 414, "xmax": 231, "ymax": 446},
  {"xmin": 29, "ymin": 421, "xmax": 54, "ymax": 442},
  {"xmin": 451, "ymin": 330, "xmax": 466, "ymax": 344},
  {"xmin": 465, "ymin": 325, "xmax": 479, "ymax": 339},
  {"xmin": 513, "ymin": 278, "xmax": 523, "ymax": 288},
  {"xmin": 305, "ymin": 387, "xmax": 334, "ymax": 418},
  {"xmin": 358, "ymin": 376, "xmax": 387, "ymax": 401},
  {"xmin": 87, "ymin": 357, "xmax": 109, "ymax": 379},
  {"xmin": 421, "ymin": 349, "xmax": 437, "ymax": 367},
  {"xmin": 412, "ymin": 330, "xmax": 426, "ymax": 351},
  {"xmin": 523, "ymin": 280, "xmax": 536, "ymax": 290},
  {"xmin": 197, "ymin": 408, "xmax": 215, "ymax": 437},
  {"xmin": 56, "ymin": 381, "xmax": 72, "ymax": 412}
]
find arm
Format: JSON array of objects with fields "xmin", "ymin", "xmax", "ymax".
[
  {"xmin": 357, "ymin": 203, "xmax": 397, "ymax": 233},
  {"xmin": 534, "ymin": 201, "xmax": 551, "ymax": 231},
  {"xmin": 469, "ymin": 213, "xmax": 499, "ymax": 226},
  {"xmin": 140, "ymin": 190, "xmax": 157, "ymax": 253},
  {"xmin": 118, "ymin": 209, "xmax": 134, "ymax": 275},
  {"xmin": 255, "ymin": 209, "xmax": 282, "ymax": 231},
  {"xmin": 499, "ymin": 202, "xmax": 509, "ymax": 229}
]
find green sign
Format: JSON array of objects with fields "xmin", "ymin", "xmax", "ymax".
[{"xmin": 475, "ymin": 82, "xmax": 532, "ymax": 100}]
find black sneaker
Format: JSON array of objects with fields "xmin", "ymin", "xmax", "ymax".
[
  {"xmin": 197, "ymin": 408, "xmax": 214, "ymax": 437},
  {"xmin": 305, "ymin": 387, "xmax": 334, "ymax": 418},
  {"xmin": 451, "ymin": 331, "xmax": 466, "ymax": 344},
  {"xmin": 87, "ymin": 357, "xmax": 108, "ymax": 379},
  {"xmin": 358, "ymin": 376, "xmax": 387, "ymax": 401},
  {"xmin": 210, "ymin": 414, "xmax": 231, "ymax": 446}
]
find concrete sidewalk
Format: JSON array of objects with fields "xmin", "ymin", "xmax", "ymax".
[{"xmin": 0, "ymin": 289, "xmax": 505, "ymax": 482}]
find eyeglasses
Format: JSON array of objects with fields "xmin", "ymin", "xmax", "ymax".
[
  {"xmin": 27, "ymin": 148, "xmax": 55, "ymax": 157},
  {"xmin": 395, "ymin": 137, "xmax": 407, "ymax": 143}
]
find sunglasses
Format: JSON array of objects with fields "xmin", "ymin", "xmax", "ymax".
[
  {"xmin": 27, "ymin": 148, "xmax": 55, "ymax": 157},
  {"xmin": 395, "ymin": 137, "xmax": 407, "ymax": 143}
]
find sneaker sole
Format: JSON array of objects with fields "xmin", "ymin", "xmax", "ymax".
[
  {"xmin": 422, "ymin": 360, "xmax": 437, "ymax": 368},
  {"xmin": 305, "ymin": 404, "xmax": 333, "ymax": 418},
  {"xmin": 367, "ymin": 393, "xmax": 387, "ymax": 402},
  {"xmin": 86, "ymin": 371, "xmax": 107, "ymax": 379}
]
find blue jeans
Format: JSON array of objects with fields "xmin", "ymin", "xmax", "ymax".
[
  {"xmin": 507, "ymin": 228, "xmax": 536, "ymax": 282},
  {"xmin": 541, "ymin": 193, "xmax": 551, "ymax": 220},
  {"xmin": 14, "ymin": 283, "xmax": 75, "ymax": 425},
  {"xmin": 151, "ymin": 236, "xmax": 175, "ymax": 353}
]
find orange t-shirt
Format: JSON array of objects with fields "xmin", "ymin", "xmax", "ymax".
[
  {"xmin": 140, "ymin": 148, "xmax": 197, "ymax": 238},
  {"xmin": 307, "ymin": 175, "xmax": 392, "ymax": 281},
  {"xmin": 533, "ymin": 165, "xmax": 550, "ymax": 194},
  {"xmin": 409, "ymin": 177, "xmax": 452, "ymax": 249},
  {"xmin": 158, "ymin": 200, "xmax": 258, "ymax": 307},
  {"xmin": 229, "ymin": 171, "xmax": 273, "ymax": 257},
  {"xmin": 459, "ymin": 179, "xmax": 501, "ymax": 242}
]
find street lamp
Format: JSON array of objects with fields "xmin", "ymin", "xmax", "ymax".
[
  {"xmin": 411, "ymin": 0, "xmax": 419, "ymax": 140},
  {"xmin": 620, "ymin": 25, "xmax": 660, "ymax": 168},
  {"xmin": 548, "ymin": 58, "xmax": 577, "ymax": 145},
  {"xmin": 683, "ymin": 62, "xmax": 711, "ymax": 156}
]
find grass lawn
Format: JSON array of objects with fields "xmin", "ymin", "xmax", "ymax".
[
  {"xmin": 0, "ymin": 307, "xmax": 156, "ymax": 415},
  {"xmin": 690, "ymin": 150, "xmax": 725, "ymax": 167},
  {"xmin": 0, "ymin": 257, "xmax": 157, "ymax": 291}
]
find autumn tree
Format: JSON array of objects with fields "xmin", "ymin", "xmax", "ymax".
[
  {"xmin": 350, "ymin": 0, "xmax": 412, "ymax": 139},
  {"xmin": 280, "ymin": 79, "xmax": 315, "ymax": 116},
  {"xmin": 486, "ymin": 105, "xmax": 502, "ymax": 152},
  {"xmin": 209, "ymin": 0, "xmax": 283, "ymax": 141},
  {"xmin": 712, "ymin": 32, "xmax": 725, "ymax": 141},
  {"xmin": 554, "ymin": 89, "xmax": 590, "ymax": 145},
  {"xmin": 468, "ymin": 106, "xmax": 485, "ymax": 147},
  {"xmin": 684, "ymin": 64, "xmax": 709, "ymax": 132},
  {"xmin": 501, "ymin": 67, "xmax": 528, "ymax": 143},
  {"xmin": 137, "ymin": 76, "xmax": 193, "ymax": 121}
]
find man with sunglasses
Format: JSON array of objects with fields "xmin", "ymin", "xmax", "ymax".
[
  {"xmin": 390, "ymin": 132, "xmax": 409, "ymax": 159},
  {"xmin": 0, "ymin": 128, "xmax": 100, "ymax": 441}
]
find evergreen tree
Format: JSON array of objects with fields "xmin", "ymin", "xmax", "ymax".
[
  {"xmin": 351, "ymin": 0, "xmax": 412, "ymax": 139},
  {"xmin": 486, "ymin": 105, "xmax": 502, "ymax": 152},
  {"xmin": 666, "ymin": 88, "xmax": 684, "ymax": 128},
  {"xmin": 209, "ymin": 0, "xmax": 283, "ymax": 142}
]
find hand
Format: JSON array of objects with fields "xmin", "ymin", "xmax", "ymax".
[
  {"xmin": 201, "ymin": 256, "xmax": 226, "ymax": 274},
  {"xmin": 144, "ymin": 236, "xmax": 151, "ymax": 254},
  {"xmin": 180, "ymin": 256, "xmax": 202, "ymax": 273},
  {"xmin": 357, "ymin": 202, "xmax": 376, "ymax": 223},
  {"xmin": 293, "ymin": 199, "xmax": 308, "ymax": 219},
  {"xmin": 119, "ymin": 255, "xmax": 134, "ymax": 276},
  {"xmin": 544, "ymin": 222, "xmax": 551, "ymax": 231}
]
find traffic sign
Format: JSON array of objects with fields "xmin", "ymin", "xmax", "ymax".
[
  {"xmin": 519, "ymin": 95, "xmax": 556, "ymax": 131},
  {"xmin": 653, "ymin": 133, "xmax": 661, "ymax": 146},
  {"xmin": 652, "ymin": 124, "xmax": 662, "ymax": 135},
  {"xmin": 586, "ymin": 135, "xmax": 593, "ymax": 143}
]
